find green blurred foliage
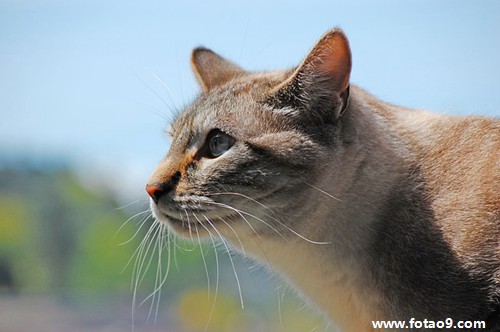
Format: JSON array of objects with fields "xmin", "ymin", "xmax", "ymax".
[
  {"xmin": 69, "ymin": 212, "xmax": 137, "ymax": 291},
  {"xmin": 0, "ymin": 195, "xmax": 29, "ymax": 254},
  {"xmin": 0, "ymin": 166, "xmax": 142, "ymax": 292},
  {"xmin": 0, "ymin": 194, "xmax": 49, "ymax": 291}
]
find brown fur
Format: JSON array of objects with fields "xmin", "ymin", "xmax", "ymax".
[{"xmin": 147, "ymin": 29, "xmax": 500, "ymax": 331}]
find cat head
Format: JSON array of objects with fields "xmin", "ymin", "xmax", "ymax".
[{"xmin": 146, "ymin": 29, "xmax": 352, "ymax": 239}]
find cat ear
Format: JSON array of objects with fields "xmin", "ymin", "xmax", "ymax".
[
  {"xmin": 269, "ymin": 29, "xmax": 352, "ymax": 119},
  {"xmin": 191, "ymin": 47, "xmax": 246, "ymax": 92}
]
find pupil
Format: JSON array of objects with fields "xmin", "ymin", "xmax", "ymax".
[
  {"xmin": 212, "ymin": 135, "xmax": 224, "ymax": 154},
  {"xmin": 205, "ymin": 129, "xmax": 234, "ymax": 158}
]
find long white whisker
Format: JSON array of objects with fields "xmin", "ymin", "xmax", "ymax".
[
  {"xmin": 129, "ymin": 220, "xmax": 158, "ymax": 282},
  {"xmin": 151, "ymin": 72, "xmax": 178, "ymax": 113},
  {"xmin": 153, "ymin": 224, "xmax": 166, "ymax": 323},
  {"xmin": 127, "ymin": 98, "xmax": 170, "ymax": 121},
  {"xmin": 203, "ymin": 196, "xmax": 281, "ymax": 277},
  {"xmin": 278, "ymin": 282, "xmax": 288, "ymax": 328},
  {"xmin": 133, "ymin": 71, "xmax": 175, "ymax": 114},
  {"xmin": 115, "ymin": 199, "xmax": 144, "ymax": 211},
  {"xmin": 218, "ymin": 216, "xmax": 246, "ymax": 256},
  {"xmin": 140, "ymin": 224, "xmax": 173, "ymax": 308},
  {"xmin": 142, "ymin": 223, "xmax": 170, "ymax": 322},
  {"xmin": 194, "ymin": 214, "xmax": 220, "ymax": 332},
  {"xmin": 185, "ymin": 211, "xmax": 194, "ymax": 242},
  {"xmin": 209, "ymin": 192, "xmax": 278, "ymax": 217},
  {"xmin": 203, "ymin": 215, "xmax": 244, "ymax": 309},
  {"xmin": 205, "ymin": 199, "xmax": 264, "ymax": 241},
  {"xmin": 118, "ymin": 211, "xmax": 152, "ymax": 245},
  {"xmin": 225, "ymin": 205, "xmax": 263, "ymax": 241},
  {"xmin": 131, "ymin": 220, "xmax": 159, "ymax": 327},
  {"xmin": 208, "ymin": 201, "xmax": 286, "ymax": 241},
  {"xmin": 209, "ymin": 191, "xmax": 286, "ymax": 235},
  {"xmin": 137, "ymin": 224, "xmax": 162, "ymax": 294},
  {"xmin": 210, "ymin": 200, "xmax": 331, "ymax": 245},
  {"xmin": 195, "ymin": 223, "xmax": 211, "ymax": 301},
  {"xmin": 145, "ymin": 222, "xmax": 163, "ymax": 322},
  {"xmin": 304, "ymin": 182, "xmax": 343, "ymax": 202}
]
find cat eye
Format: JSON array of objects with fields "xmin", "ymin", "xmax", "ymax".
[{"xmin": 205, "ymin": 129, "xmax": 235, "ymax": 158}]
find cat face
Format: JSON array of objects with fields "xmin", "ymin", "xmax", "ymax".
[
  {"xmin": 146, "ymin": 29, "xmax": 352, "ymax": 239},
  {"xmin": 147, "ymin": 76, "xmax": 322, "ymax": 238}
]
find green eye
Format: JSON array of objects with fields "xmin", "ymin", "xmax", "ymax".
[{"xmin": 207, "ymin": 129, "xmax": 235, "ymax": 158}]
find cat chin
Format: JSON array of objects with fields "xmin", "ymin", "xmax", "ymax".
[
  {"xmin": 151, "ymin": 209, "xmax": 203, "ymax": 238},
  {"xmin": 149, "ymin": 204, "xmax": 190, "ymax": 232},
  {"xmin": 150, "ymin": 201, "xmax": 236, "ymax": 239}
]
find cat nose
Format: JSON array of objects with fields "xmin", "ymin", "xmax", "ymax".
[
  {"xmin": 146, "ymin": 184, "xmax": 164, "ymax": 203},
  {"xmin": 146, "ymin": 172, "xmax": 181, "ymax": 203}
]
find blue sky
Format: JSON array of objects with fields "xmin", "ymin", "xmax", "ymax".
[{"xmin": 0, "ymin": 0, "xmax": 499, "ymax": 199}]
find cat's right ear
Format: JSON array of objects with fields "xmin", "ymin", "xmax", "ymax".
[
  {"xmin": 191, "ymin": 48, "xmax": 246, "ymax": 92},
  {"xmin": 268, "ymin": 29, "xmax": 352, "ymax": 120}
]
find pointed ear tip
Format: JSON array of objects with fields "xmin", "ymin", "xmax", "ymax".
[
  {"xmin": 192, "ymin": 46, "xmax": 211, "ymax": 54},
  {"xmin": 191, "ymin": 47, "xmax": 212, "ymax": 62},
  {"xmin": 322, "ymin": 28, "xmax": 352, "ymax": 62},
  {"xmin": 325, "ymin": 28, "xmax": 349, "ymax": 43},
  {"xmin": 326, "ymin": 27, "xmax": 343, "ymax": 33}
]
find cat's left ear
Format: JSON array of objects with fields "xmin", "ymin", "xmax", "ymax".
[
  {"xmin": 191, "ymin": 48, "xmax": 246, "ymax": 92},
  {"xmin": 269, "ymin": 29, "xmax": 352, "ymax": 119}
]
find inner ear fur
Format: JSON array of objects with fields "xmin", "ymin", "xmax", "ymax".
[
  {"xmin": 269, "ymin": 29, "xmax": 352, "ymax": 118},
  {"xmin": 191, "ymin": 47, "xmax": 246, "ymax": 92}
]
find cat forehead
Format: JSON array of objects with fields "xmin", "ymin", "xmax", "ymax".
[
  {"xmin": 206, "ymin": 70, "xmax": 288, "ymax": 99},
  {"xmin": 171, "ymin": 71, "xmax": 290, "ymax": 136},
  {"xmin": 173, "ymin": 87, "xmax": 257, "ymax": 133}
]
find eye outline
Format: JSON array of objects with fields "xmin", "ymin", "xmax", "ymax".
[{"xmin": 203, "ymin": 129, "xmax": 235, "ymax": 159}]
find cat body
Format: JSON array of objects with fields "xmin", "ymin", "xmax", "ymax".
[{"xmin": 146, "ymin": 29, "xmax": 500, "ymax": 331}]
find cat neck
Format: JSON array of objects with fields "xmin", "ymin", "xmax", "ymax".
[
  {"xmin": 224, "ymin": 86, "xmax": 497, "ymax": 329},
  {"xmin": 222, "ymin": 86, "xmax": 422, "ymax": 330}
]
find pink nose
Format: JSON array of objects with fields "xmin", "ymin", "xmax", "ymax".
[{"xmin": 146, "ymin": 183, "xmax": 163, "ymax": 203}]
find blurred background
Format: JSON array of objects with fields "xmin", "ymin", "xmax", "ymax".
[{"xmin": 0, "ymin": 0, "xmax": 499, "ymax": 331}]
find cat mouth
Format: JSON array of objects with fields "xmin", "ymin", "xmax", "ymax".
[{"xmin": 153, "ymin": 207, "xmax": 237, "ymax": 235}]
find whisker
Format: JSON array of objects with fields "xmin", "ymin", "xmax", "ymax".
[
  {"xmin": 207, "ymin": 201, "xmax": 286, "ymax": 241},
  {"xmin": 137, "ymin": 223, "xmax": 162, "ymax": 294},
  {"xmin": 172, "ymin": 234, "xmax": 180, "ymax": 272},
  {"xmin": 115, "ymin": 199, "xmax": 145, "ymax": 211},
  {"xmin": 304, "ymin": 182, "xmax": 342, "ymax": 202},
  {"xmin": 117, "ymin": 210, "xmax": 152, "ymax": 245},
  {"xmin": 123, "ymin": 228, "xmax": 144, "ymax": 275},
  {"xmin": 151, "ymin": 72, "xmax": 178, "ymax": 114},
  {"xmin": 131, "ymin": 220, "xmax": 159, "ymax": 327},
  {"xmin": 203, "ymin": 215, "xmax": 244, "ymax": 309},
  {"xmin": 133, "ymin": 71, "xmax": 175, "ymax": 115},
  {"xmin": 205, "ymin": 194, "xmax": 264, "ymax": 241},
  {"xmin": 185, "ymin": 211, "xmax": 194, "ymax": 242},
  {"xmin": 127, "ymin": 98, "xmax": 170, "ymax": 121},
  {"xmin": 209, "ymin": 200, "xmax": 331, "ymax": 245},
  {"xmin": 204, "ymin": 195, "xmax": 282, "ymax": 272},
  {"xmin": 126, "ymin": 219, "xmax": 157, "ymax": 278},
  {"xmin": 194, "ymin": 214, "xmax": 220, "ymax": 332},
  {"xmin": 153, "ymin": 224, "xmax": 166, "ymax": 323},
  {"xmin": 195, "ymin": 224, "xmax": 211, "ymax": 301},
  {"xmin": 209, "ymin": 191, "xmax": 278, "ymax": 217},
  {"xmin": 218, "ymin": 216, "xmax": 246, "ymax": 256},
  {"xmin": 141, "ymin": 223, "xmax": 170, "ymax": 322},
  {"xmin": 145, "ymin": 223, "xmax": 164, "ymax": 322},
  {"xmin": 277, "ymin": 280, "xmax": 285, "ymax": 328}
]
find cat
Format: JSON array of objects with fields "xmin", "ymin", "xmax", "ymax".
[{"xmin": 145, "ymin": 29, "xmax": 500, "ymax": 331}]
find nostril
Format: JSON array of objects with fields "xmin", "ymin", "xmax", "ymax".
[
  {"xmin": 146, "ymin": 172, "xmax": 181, "ymax": 203},
  {"xmin": 146, "ymin": 183, "xmax": 163, "ymax": 203}
]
